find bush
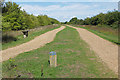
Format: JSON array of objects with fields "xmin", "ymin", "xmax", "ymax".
[{"xmin": 2, "ymin": 2, "xmax": 60, "ymax": 31}]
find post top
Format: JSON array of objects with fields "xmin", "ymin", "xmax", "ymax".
[{"xmin": 49, "ymin": 51, "xmax": 56, "ymax": 55}]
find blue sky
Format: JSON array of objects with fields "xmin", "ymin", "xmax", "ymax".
[
  {"xmin": 5, "ymin": 0, "xmax": 119, "ymax": 22},
  {"xmin": 5, "ymin": 0, "xmax": 120, "ymax": 2}
]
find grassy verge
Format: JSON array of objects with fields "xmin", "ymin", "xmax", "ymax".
[
  {"xmin": 73, "ymin": 25, "xmax": 119, "ymax": 45},
  {"xmin": 2, "ymin": 26, "xmax": 117, "ymax": 78},
  {"xmin": 2, "ymin": 25, "xmax": 61, "ymax": 50}
]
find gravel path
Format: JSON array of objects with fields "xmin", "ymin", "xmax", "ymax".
[
  {"xmin": 69, "ymin": 25, "xmax": 118, "ymax": 74},
  {"xmin": 1, "ymin": 26, "xmax": 65, "ymax": 62}
]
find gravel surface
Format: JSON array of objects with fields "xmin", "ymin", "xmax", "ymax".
[
  {"xmin": 1, "ymin": 26, "xmax": 65, "ymax": 62},
  {"xmin": 69, "ymin": 25, "xmax": 118, "ymax": 74}
]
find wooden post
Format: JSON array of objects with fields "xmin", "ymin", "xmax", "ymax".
[
  {"xmin": 49, "ymin": 51, "xmax": 57, "ymax": 67},
  {"xmin": 50, "ymin": 55, "xmax": 53, "ymax": 67},
  {"xmin": 55, "ymin": 55, "xmax": 57, "ymax": 67}
]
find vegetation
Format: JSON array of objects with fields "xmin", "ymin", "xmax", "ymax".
[
  {"xmin": 2, "ymin": 25, "xmax": 60, "ymax": 50},
  {"xmin": 67, "ymin": 10, "xmax": 120, "ymax": 29},
  {"xmin": 73, "ymin": 25, "xmax": 119, "ymax": 45},
  {"xmin": 1, "ymin": 2, "xmax": 60, "ymax": 49},
  {"xmin": 66, "ymin": 10, "xmax": 119, "ymax": 45},
  {"xmin": 2, "ymin": 26, "xmax": 117, "ymax": 78},
  {"xmin": 1, "ymin": 2, "xmax": 60, "ymax": 31}
]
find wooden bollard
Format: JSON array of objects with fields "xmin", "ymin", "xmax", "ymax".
[{"xmin": 49, "ymin": 51, "xmax": 57, "ymax": 67}]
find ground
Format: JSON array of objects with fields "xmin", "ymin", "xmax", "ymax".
[{"xmin": 2, "ymin": 26, "xmax": 117, "ymax": 78}]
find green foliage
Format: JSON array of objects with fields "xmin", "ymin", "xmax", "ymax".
[
  {"xmin": 8, "ymin": 58, "xmax": 16, "ymax": 70},
  {"xmin": 2, "ymin": 2, "xmax": 60, "ymax": 31},
  {"xmin": 3, "ymin": 58, "xmax": 20, "ymax": 78},
  {"xmin": 50, "ymin": 18, "xmax": 60, "ymax": 24},
  {"xmin": 3, "ymin": 27, "xmax": 117, "ymax": 78},
  {"xmin": 69, "ymin": 10, "xmax": 120, "ymax": 29},
  {"xmin": 75, "ymin": 25, "xmax": 119, "ymax": 45},
  {"xmin": 2, "ymin": 25, "xmax": 60, "ymax": 50},
  {"xmin": 69, "ymin": 17, "xmax": 78, "ymax": 24}
]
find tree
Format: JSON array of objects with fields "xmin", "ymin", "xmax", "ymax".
[
  {"xmin": 68, "ymin": 10, "xmax": 120, "ymax": 29},
  {"xmin": 2, "ymin": 2, "xmax": 60, "ymax": 31}
]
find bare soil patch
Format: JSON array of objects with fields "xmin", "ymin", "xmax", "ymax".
[{"xmin": 1, "ymin": 26, "xmax": 65, "ymax": 62}]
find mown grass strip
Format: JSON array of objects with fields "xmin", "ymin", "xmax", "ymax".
[
  {"xmin": 2, "ymin": 26, "xmax": 117, "ymax": 78},
  {"xmin": 2, "ymin": 25, "xmax": 61, "ymax": 50},
  {"xmin": 74, "ymin": 25, "xmax": 119, "ymax": 45}
]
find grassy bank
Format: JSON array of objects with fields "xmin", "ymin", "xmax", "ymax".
[
  {"xmin": 73, "ymin": 25, "xmax": 119, "ymax": 45},
  {"xmin": 2, "ymin": 25, "xmax": 60, "ymax": 50},
  {"xmin": 2, "ymin": 26, "xmax": 117, "ymax": 78}
]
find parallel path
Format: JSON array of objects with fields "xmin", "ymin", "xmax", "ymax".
[
  {"xmin": 0, "ymin": 26, "xmax": 65, "ymax": 62},
  {"xmin": 68, "ymin": 25, "xmax": 118, "ymax": 74}
]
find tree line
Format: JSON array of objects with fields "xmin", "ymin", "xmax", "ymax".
[
  {"xmin": 1, "ymin": 2, "xmax": 60, "ymax": 31},
  {"xmin": 67, "ymin": 10, "xmax": 120, "ymax": 29}
]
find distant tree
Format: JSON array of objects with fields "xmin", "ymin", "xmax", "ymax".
[
  {"xmin": 2, "ymin": 2, "xmax": 60, "ymax": 31},
  {"xmin": 64, "ymin": 21, "xmax": 68, "ymax": 24},
  {"xmin": 68, "ymin": 10, "xmax": 120, "ymax": 29},
  {"xmin": 69, "ymin": 17, "xmax": 78, "ymax": 24}
]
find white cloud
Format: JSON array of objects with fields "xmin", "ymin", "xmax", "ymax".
[
  {"xmin": 60, "ymin": 4, "xmax": 90, "ymax": 10},
  {"xmin": 19, "ymin": 2, "xmax": 118, "ymax": 22},
  {"xmin": 71, "ymin": 16, "xmax": 77, "ymax": 18},
  {"xmin": 20, "ymin": 4, "xmax": 60, "ymax": 11}
]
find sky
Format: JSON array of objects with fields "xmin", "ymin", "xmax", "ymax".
[
  {"xmin": 5, "ymin": 0, "xmax": 120, "ymax": 2},
  {"xmin": 5, "ymin": 0, "xmax": 119, "ymax": 22}
]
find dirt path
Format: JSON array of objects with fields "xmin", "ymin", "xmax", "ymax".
[
  {"xmin": 0, "ymin": 26, "xmax": 65, "ymax": 62},
  {"xmin": 68, "ymin": 25, "xmax": 118, "ymax": 74}
]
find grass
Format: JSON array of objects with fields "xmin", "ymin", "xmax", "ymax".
[
  {"xmin": 2, "ymin": 26, "xmax": 117, "ymax": 78},
  {"xmin": 73, "ymin": 25, "xmax": 119, "ymax": 45},
  {"xmin": 2, "ymin": 25, "xmax": 61, "ymax": 50}
]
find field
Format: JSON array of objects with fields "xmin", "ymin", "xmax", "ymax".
[
  {"xmin": 2, "ymin": 25, "xmax": 60, "ymax": 50},
  {"xmin": 73, "ymin": 25, "xmax": 119, "ymax": 45},
  {"xmin": 2, "ymin": 26, "xmax": 117, "ymax": 78},
  {"xmin": 1, "ymin": 2, "xmax": 119, "ymax": 79}
]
